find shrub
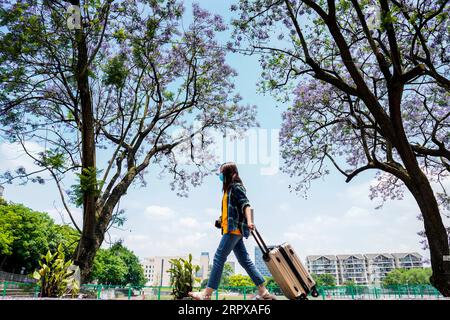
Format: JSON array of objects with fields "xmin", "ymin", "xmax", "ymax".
[
  {"xmin": 167, "ymin": 254, "xmax": 200, "ymax": 300},
  {"xmin": 33, "ymin": 244, "xmax": 80, "ymax": 298}
]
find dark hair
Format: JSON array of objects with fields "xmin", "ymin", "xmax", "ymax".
[{"xmin": 220, "ymin": 162, "xmax": 243, "ymax": 192}]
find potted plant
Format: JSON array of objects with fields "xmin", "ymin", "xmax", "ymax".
[{"xmin": 167, "ymin": 254, "xmax": 200, "ymax": 300}]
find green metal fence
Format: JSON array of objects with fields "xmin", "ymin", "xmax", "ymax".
[
  {"xmin": 317, "ymin": 285, "xmax": 444, "ymax": 300},
  {"xmin": 0, "ymin": 281, "xmax": 446, "ymax": 300}
]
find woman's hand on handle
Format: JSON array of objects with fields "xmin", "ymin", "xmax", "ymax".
[{"xmin": 247, "ymin": 222, "xmax": 255, "ymax": 231}]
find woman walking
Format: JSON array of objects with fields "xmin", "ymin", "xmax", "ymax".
[{"xmin": 188, "ymin": 162, "xmax": 275, "ymax": 300}]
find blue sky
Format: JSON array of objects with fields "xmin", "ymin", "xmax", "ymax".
[{"xmin": 1, "ymin": 0, "xmax": 447, "ymax": 274}]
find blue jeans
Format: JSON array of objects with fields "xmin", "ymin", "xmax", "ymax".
[{"xmin": 207, "ymin": 233, "xmax": 265, "ymax": 290}]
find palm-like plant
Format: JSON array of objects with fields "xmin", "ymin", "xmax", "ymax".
[
  {"xmin": 167, "ymin": 254, "xmax": 200, "ymax": 300},
  {"xmin": 33, "ymin": 243, "xmax": 80, "ymax": 298}
]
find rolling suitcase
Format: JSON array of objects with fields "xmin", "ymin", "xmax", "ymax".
[{"xmin": 252, "ymin": 227, "xmax": 319, "ymax": 300}]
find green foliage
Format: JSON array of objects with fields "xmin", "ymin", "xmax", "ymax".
[
  {"xmin": 0, "ymin": 211, "xmax": 16, "ymax": 255},
  {"xmin": 0, "ymin": 201, "xmax": 80, "ymax": 273},
  {"xmin": 0, "ymin": 2, "xmax": 43, "ymax": 62},
  {"xmin": 198, "ymin": 262, "xmax": 234, "ymax": 288},
  {"xmin": 220, "ymin": 262, "xmax": 234, "ymax": 286},
  {"xmin": 162, "ymin": 90, "xmax": 175, "ymax": 101},
  {"xmin": 89, "ymin": 241, "xmax": 146, "ymax": 287},
  {"xmin": 103, "ymin": 55, "xmax": 128, "ymax": 87},
  {"xmin": 33, "ymin": 244, "xmax": 80, "ymax": 298},
  {"xmin": 264, "ymin": 276, "xmax": 277, "ymax": 288},
  {"xmin": 264, "ymin": 276, "xmax": 283, "ymax": 295},
  {"xmin": 70, "ymin": 167, "xmax": 104, "ymax": 207},
  {"xmin": 146, "ymin": 18, "xmax": 159, "ymax": 40},
  {"xmin": 40, "ymin": 149, "xmax": 66, "ymax": 170},
  {"xmin": 91, "ymin": 249, "xmax": 128, "ymax": 285},
  {"xmin": 383, "ymin": 268, "xmax": 432, "ymax": 286},
  {"xmin": 339, "ymin": 0, "xmax": 351, "ymax": 11},
  {"xmin": 380, "ymin": 9, "xmax": 399, "ymax": 31},
  {"xmin": 112, "ymin": 28, "xmax": 127, "ymax": 43},
  {"xmin": 167, "ymin": 254, "xmax": 200, "ymax": 299},
  {"xmin": 312, "ymin": 273, "xmax": 337, "ymax": 287},
  {"xmin": 228, "ymin": 274, "xmax": 254, "ymax": 287},
  {"xmin": 343, "ymin": 279, "xmax": 356, "ymax": 286}
]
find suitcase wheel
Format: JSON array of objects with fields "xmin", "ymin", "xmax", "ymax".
[
  {"xmin": 297, "ymin": 293, "xmax": 308, "ymax": 300},
  {"xmin": 311, "ymin": 287, "xmax": 319, "ymax": 298}
]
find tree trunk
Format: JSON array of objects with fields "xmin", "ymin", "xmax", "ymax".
[
  {"xmin": 74, "ymin": 202, "xmax": 120, "ymax": 282},
  {"xmin": 73, "ymin": 223, "xmax": 104, "ymax": 283},
  {"xmin": 387, "ymin": 79, "xmax": 450, "ymax": 296},
  {"xmin": 0, "ymin": 256, "xmax": 7, "ymax": 269},
  {"xmin": 72, "ymin": 1, "xmax": 97, "ymax": 282},
  {"xmin": 407, "ymin": 172, "xmax": 450, "ymax": 296},
  {"xmin": 73, "ymin": 171, "xmax": 136, "ymax": 282}
]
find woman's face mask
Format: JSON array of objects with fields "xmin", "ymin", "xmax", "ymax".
[{"xmin": 219, "ymin": 172, "xmax": 224, "ymax": 182}]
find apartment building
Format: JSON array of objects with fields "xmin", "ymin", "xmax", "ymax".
[
  {"xmin": 392, "ymin": 253, "xmax": 423, "ymax": 269},
  {"xmin": 337, "ymin": 254, "xmax": 369, "ymax": 285},
  {"xmin": 365, "ymin": 253, "xmax": 395, "ymax": 285},
  {"xmin": 306, "ymin": 252, "xmax": 423, "ymax": 285},
  {"xmin": 306, "ymin": 255, "xmax": 340, "ymax": 285}
]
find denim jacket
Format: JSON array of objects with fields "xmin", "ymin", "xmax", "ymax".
[{"xmin": 223, "ymin": 182, "xmax": 251, "ymax": 238}]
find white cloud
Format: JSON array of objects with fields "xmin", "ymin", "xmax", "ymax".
[
  {"xmin": 175, "ymin": 232, "xmax": 208, "ymax": 248},
  {"xmin": 281, "ymin": 179, "xmax": 428, "ymax": 260},
  {"xmin": 0, "ymin": 141, "xmax": 45, "ymax": 173},
  {"xmin": 145, "ymin": 205, "xmax": 174, "ymax": 219},
  {"xmin": 178, "ymin": 217, "xmax": 200, "ymax": 229}
]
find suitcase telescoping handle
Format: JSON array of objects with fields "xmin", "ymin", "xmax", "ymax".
[{"xmin": 251, "ymin": 227, "xmax": 269, "ymax": 256}]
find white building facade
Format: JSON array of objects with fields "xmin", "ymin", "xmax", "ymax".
[
  {"xmin": 306, "ymin": 252, "xmax": 423, "ymax": 285},
  {"xmin": 365, "ymin": 253, "xmax": 395, "ymax": 285},
  {"xmin": 142, "ymin": 256, "xmax": 184, "ymax": 286},
  {"xmin": 393, "ymin": 253, "xmax": 423, "ymax": 269},
  {"xmin": 337, "ymin": 254, "xmax": 369, "ymax": 285},
  {"xmin": 142, "ymin": 253, "xmax": 210, "ymax": 287},
  {"xmin": 196, "ymin": 252, "xmax": 210, "ymax": 280},
  {"xmin": 306, "ymin": 255, "xmax": 340, "ymax": 285}
]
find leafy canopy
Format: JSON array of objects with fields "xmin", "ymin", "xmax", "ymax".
[
  {"xmin": 90, "ymin": 241, "xmax": 146, "ymax": 287},
  {"xmin": 0, "ymin": 200, "xmax": 79, "ymax": 273}
]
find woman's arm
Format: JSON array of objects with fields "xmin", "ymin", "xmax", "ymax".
[
  {"xmin": 232, "ymin": 184, "xmax": 255, "ymax": 230},
  {"xmin": 244, "ymin": 206, "xmax": 255, "ymax": 230}
]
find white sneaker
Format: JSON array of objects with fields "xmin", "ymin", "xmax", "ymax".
[
  {"xmin": 188, "ymin": 291, "xmax": 212, "ymax": 300},
  {"xmin": 253, "ymin": 289, "xmax": 277, "ymax": 300}
]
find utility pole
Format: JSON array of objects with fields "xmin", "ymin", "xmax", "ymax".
[{"xmin": 160, "ymin": 259, "xmax": 164, "ymax": 287}]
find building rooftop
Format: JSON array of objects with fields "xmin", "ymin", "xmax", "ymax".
[
  {"xmin": 364, "ymin": 253, "xmax": 394, "ymax": 259},
  {"xmin": 336, "ymin": 254, "xmax": 365, "ymax": 260},
  {"xmin": 306, "ymin": 255, "xmax": 337, "ymax": 262},
  {"xmin": 391, "ymin": 252, "xmax": 422, "ymax": 259}
]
